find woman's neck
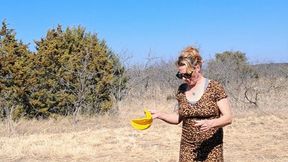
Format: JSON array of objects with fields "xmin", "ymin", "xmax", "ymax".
[{"xmin": 189, "ymin": 75, "xmax": 205, "ymax": 89}]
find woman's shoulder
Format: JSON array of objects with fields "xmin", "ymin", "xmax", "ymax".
[
  {"xmin": 177, "ymin": 83, "xmax": 189, "ymax": 93},
  {"xmin": 208, "ymin": 79, "xmax": 222, "ymax": 86},
  {"xmin": 207, "ymin": 79, "xmax": 227, "ymax": 92}
]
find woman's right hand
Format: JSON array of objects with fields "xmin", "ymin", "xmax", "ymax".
[
  {"xmin": 149, "ymin": 110, "xmax": 181, "ymax": 124},
  {"xmin": 149, "ymin": 109, "xmax": 162, "ymax": 119}
]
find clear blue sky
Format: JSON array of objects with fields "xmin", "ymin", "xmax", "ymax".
[{"xmin": 1, "ymin": 0, "xmax": 288, "ymax": 64}]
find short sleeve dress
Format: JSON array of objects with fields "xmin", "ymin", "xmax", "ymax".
[{"xmin": 176, "ymin": 79, "xmax": 228, "ymax": 162}]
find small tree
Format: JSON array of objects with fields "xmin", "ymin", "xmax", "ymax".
[
  {"xmin": 27, "ymin": 25, "xmax": 126, "ymax": 119},
  {"xmin": 206, "ymin": 51, "xmax": 259, "ymax": 106},
  {"xmin": 0, "ymin": 20, "xmax": 33, "ymax": 121}
]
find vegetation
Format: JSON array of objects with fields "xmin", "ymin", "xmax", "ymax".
[
  {"xmin": 0, "ymin": 21, "xmax": 127, "ymax": 121},
  {"xmin": 126, "ymin": 50, "xmax": 288, "ymax": 109},
  {"xmin": 1, "ymin": 19, "xmax": 287, "ymax": 122},
  {"xmin": 0, "ymin": 21, "xmax": 32, "ymax": 121}
]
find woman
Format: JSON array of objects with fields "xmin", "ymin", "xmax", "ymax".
[{"xmin": 151, "ymin": 46, "xmax": 233, "ymax": 161}]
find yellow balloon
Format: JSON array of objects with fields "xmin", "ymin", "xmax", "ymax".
[{"xmin": 131, "ymin": 109, "xmax": 153, "ymax": 130}]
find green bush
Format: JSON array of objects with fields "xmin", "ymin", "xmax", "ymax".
[{"xmin": 0, "ymin": 21, "xmax": 127, "ymax": 120}]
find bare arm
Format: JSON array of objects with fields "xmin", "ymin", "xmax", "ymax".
[
  {"xmin": 195, "ymin": 98, "xmax": 233, "ymax": 131},
  {"xmin": 213, "ymin": 98, "xmax": 233, "ymax": 127},
  {"xmin": 150, "ymin": 110, "xmax": 182, "ymax": 125}
]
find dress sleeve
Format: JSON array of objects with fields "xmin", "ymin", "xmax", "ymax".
[
  {"xmin": 213, "ymin": 81, "xmax": 228, "ymax": 102},
  {"xmin": 175, "ymin": 83, "xmax": 188, "ymax": 104},
  {"xmin": 175, "ymin": 83, "xmax": 187, "ymax": 117}
]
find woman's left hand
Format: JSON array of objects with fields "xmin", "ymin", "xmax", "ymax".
[{"xmin": 194, "ymin": 119, "xmax": 215, "ymax": 132}]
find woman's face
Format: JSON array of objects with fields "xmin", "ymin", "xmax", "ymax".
[{"xmin": 177, "ymin": 65, "xmax": 201, "ymax": 86}]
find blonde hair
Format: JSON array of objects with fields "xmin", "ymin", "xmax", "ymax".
[{"xmin": 176, "ymin": 46, "xmax": 203, "ymax": 73}]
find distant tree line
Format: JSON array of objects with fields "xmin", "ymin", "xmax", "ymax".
[
  {"xmin": 0, "ymin": 20, "xmax": 127, "ymax": 121},
  {"xmin": 126, "ymin": 49, "xmax": 288, "ymax": 109}
]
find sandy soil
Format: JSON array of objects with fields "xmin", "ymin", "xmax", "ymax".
[{"xmin": 0, "ymin": 110, "xmax": 287, "ymax": 162}]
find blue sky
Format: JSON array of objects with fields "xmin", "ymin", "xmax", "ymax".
[{"xmin": 1, "ymin": 0, "xmax": 288, "ymax": 64}]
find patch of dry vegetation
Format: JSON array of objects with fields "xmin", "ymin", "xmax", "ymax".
[
  {"xmin": 1, "ymin": 96, "xmax": 288, "ymax": 162},
  {"xmin": 1, "ymin": 59, "xmax": 288, "ymax": 161}
]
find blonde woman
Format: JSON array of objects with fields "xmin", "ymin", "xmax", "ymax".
[{"xmin": 151, "ymin": 46, "xmax": 233, "ymax": 161}]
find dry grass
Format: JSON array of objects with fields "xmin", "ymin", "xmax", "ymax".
[{"xmin": 1, "ymin": 97, "xmax": 288, "ymax": 162}]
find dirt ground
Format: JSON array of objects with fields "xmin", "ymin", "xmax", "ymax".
[{"xmin": 0, "ymin": 109, "xmax": 288, "ymax": 162}]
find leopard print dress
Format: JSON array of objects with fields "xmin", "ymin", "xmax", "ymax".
[{"xmin": 176, "ymin": 79, "xmax": 227, "ymax": 162}]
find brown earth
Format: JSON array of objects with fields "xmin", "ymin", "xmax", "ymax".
[{"xmin": 0, "ymin": 107, "xmax": 287, "ymax": 162}]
